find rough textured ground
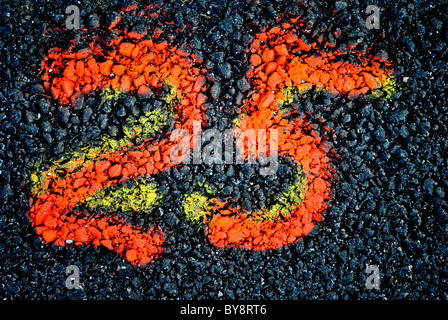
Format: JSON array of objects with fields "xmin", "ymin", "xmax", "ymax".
[{"xmin": 0, "ymin": 0, "xmax": 447, "ymax": 300}]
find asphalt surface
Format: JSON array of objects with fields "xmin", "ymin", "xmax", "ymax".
[{"xmin": 0, "ymin": 0, "xmax": 447, "ymax": 300}]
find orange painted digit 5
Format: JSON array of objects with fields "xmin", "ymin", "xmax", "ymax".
[{"xmin": 205, "ymin": 18, "xmax": 394, "ymax": 250}]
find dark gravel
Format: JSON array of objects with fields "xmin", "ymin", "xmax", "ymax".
[{"xmin": 0, "ymin": 0, "xmax": 447, "ymax": 301}]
